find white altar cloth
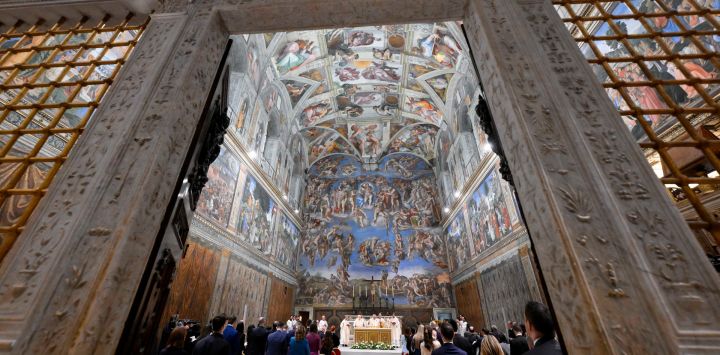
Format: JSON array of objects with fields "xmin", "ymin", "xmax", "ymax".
[{"xmin": 341, "ymin": 346, "xmax": 402, "ymax": 355}]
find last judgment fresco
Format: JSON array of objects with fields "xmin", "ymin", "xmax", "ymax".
[{"xmin": 297, "ymin": 153, "xmax": 452, "ymax": 307}]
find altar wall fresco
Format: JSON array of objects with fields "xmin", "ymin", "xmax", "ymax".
[{"xmin": 297, "ymin": 153, "xmax": 453, "ymax": 308}]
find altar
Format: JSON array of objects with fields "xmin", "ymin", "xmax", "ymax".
[
  {"xmin": 354, "ymin": 328, "xmax": 392, "ymax": 345},
  {"xmin": 340, "ymin": 347, "xmax": 402, "ymax": 355},
  {"xmin": 340, "ymin": 315, "xmax": 403, "ymax": 347},
  {"xmin": 341, "ymin": 347, "xmax": 402, "ymax": 355}
]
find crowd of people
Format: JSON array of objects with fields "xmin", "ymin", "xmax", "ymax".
[
  {"xmin": 159, "ymin": 301, "xmax": 560, "ymax": 355},
  {"xmin": 404, "ymin": 302, "xmax": 560, "ymax": 355}
]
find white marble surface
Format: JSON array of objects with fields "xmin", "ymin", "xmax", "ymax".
[{"xmin": 341, "ymin": 347, "xmax": 402, "ymax": 355}]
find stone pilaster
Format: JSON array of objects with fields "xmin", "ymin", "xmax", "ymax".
[
  {"xmin": 0, "ymin": 4, "xmax": 228, "ymax": 354},
  {"xmin": 464, "ymin": 0, "xmax": 720, "ymax": 353},
  {"xmin": 518, "ymin": 245, "xmax": 543, "ymax": 303}
]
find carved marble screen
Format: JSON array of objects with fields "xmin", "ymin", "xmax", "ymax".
[
  {"xmin": 479, "ymin": 253, "xmax": 532, "ymax": 329},
  {"xmin": 555, "ymin": 0, "xmax": 720, "ymax": 253},
  {"xmin": 297, "ymin": 154, "xmax": 452, "ymax": 308},
  {"xmin": 0, "ymin": 15, "xmax": 145, "ymax": 261}
]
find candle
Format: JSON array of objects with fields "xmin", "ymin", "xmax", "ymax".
[{"xmin": 353, "ymin": 285, "xmax": 355, "ymax": 298}]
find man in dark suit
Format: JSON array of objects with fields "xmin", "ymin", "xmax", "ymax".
[
  {"xmin": 286, "ymin": 326, "xmax": 296, "ymax": 343},
  {"xmin": 524, "ymin": 301, "xmax": 561, "ymax": 355},
  {"xmin": 266, "ymin": 322, "xmax": 289, "ymax": 355},
  {"xmin": 193, "ymin": 316, "xmax": 231, "ymax": 355},
  {"xmin": 464, "ymin": 326, "xmax": 481, "ymax": 355},
  {"xmin": 490, "ymin": 325, "xmax": 508, "ymax": 344},
  {"xmin": 447, "ymin": 320, "xmax": 472, "ymax": 355},
  {"xmin": 223, "ymin": 316, "xmax": 241, "ymax": 355},
  {"xmin": 509, "ymin": 325, "xmax": 530, "ymax": 355},
  {"xmin": 247, "ymin": 317, "xmax": 270, "ymax": 355},
  {"xmin": 431, "ymin": 322, "xmax": 467, "ymax": 355}
]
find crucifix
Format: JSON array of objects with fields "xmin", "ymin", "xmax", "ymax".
[{"xmin": 361, "ymin": 276, "xmax": 381, "ymax": 305}]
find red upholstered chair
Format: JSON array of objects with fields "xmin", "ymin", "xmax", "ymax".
[{"xmin": 331, "ymin": 348, "xmax": 341, "ymax": 355}]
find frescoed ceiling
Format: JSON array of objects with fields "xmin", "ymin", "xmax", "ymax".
[{"xmin": 263, "ymin": 22, "xmax": 474, "ymax": 167}]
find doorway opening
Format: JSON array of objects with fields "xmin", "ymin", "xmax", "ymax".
[{"xmin": 158, "ymin": 19, "xmax": 551, "ymax": 353}]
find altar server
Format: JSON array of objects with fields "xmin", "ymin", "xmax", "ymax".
[
  {"xmin": 318, "ymin": 315, "xmax": 328, "ymax": 333},
  {"xmin": 340, "ymin": 316, "xmax": 351, "ymax": 346},
  {"xmin": 390, "ymin": 314, "xmax": 401, "ymax": 346}
]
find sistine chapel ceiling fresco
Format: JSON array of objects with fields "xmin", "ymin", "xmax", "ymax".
[{"xmin": 265, "ymin": 22, "xmax": 476, "ymax": 167}]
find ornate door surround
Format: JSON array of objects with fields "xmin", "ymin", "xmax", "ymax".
[{"xmin": 0, "ymin": 0, "xmax": 716, "ymax": 353}]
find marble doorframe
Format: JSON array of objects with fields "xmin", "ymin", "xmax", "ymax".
[{"xmin": 0, "ymin": 0, "xmax": 716, "ymax": 353}]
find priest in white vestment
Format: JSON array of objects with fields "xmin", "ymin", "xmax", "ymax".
[
  {"xmin": 390, "ymin": 314, "xmax": 401, "ymax": 346},
  {"xmin": 318, "ymin": 315, "xmax": 328, "ymax": 333},
  {"xmin": 458, "ymin": 316, "xmax": 467, "ymax": 336},
  {"xmin": 368, "ymin": 314, "xmax": 380, "ymax": 327},
  {"xmin": 354, "ymin": 315, "xmax": 365, "ymax": 328},
  {"xmin": 340, "ymin": 316, "xmax": 351, "ymax": 346}
]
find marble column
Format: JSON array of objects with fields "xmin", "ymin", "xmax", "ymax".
[
  {"xmin": 0, "ymin": 5, "xmax": 228, "ymax": 354},
  {"xmin": 464, "ymin": 0, "xmax": 720, "ymax": 353}
]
